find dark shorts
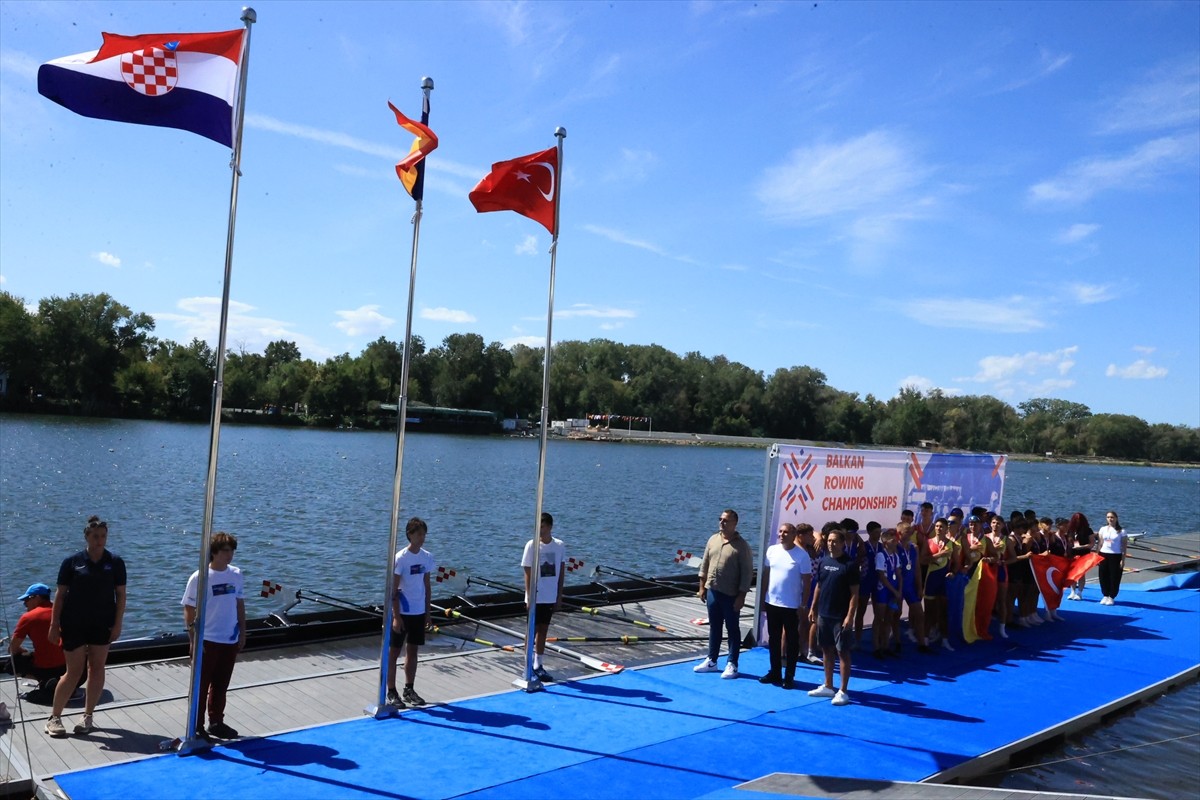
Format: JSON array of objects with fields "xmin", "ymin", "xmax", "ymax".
[
  {"xmin": 817, "ymin": 616, "xmax": 855, "ymax": 653},
  {"xmin": 61, "ymin": 624, "xmax": 113, "ymax": 652},
  {"xmin": 389, "ymin": 614, "xmax": 427, "ymax": 648},
  {"xmin": 902, "ymin": 579, "xmax": 921, "ymax": 606},
  {"xmin": 534, "ymin": 603, "xmax": 556, "ymax": 627},
  {"xmin": 925, "ymin": 567, "xmax": 948, "ymax": 597}
]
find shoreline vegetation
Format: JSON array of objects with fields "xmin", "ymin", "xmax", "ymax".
[{"xmin": 2, "ymin": 290, "xmax": 1198, "ymax": 463}]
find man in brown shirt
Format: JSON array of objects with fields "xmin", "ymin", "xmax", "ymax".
[{"xmin": 694, "ymin": 508, "xmax": 754, "ymax": 678}]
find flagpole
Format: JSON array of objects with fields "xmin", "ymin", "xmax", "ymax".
[
  {"xmin": 370, "ymin": 76, "xmax": 434, "ymax": 718},
  {"xmin": 179, "ymin": 6, "xmax": 255, "ymax": 754},
  {"xmin": 517, "ymin": 127, "xmax": 566, "ymax": 693}
]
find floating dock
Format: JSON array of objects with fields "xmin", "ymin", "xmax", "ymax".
[{"xmin": 2, "ymin": 533, "xmax": 1197, "ymax": 800}]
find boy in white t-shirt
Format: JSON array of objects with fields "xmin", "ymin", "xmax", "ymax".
[
  {"xmin": 521, "ymin": 512, "xmax": 565, "ymax": 682},
  {"xmin": 182, "ymin": 531, "xmax": 246, "ymax": 740},
  {"xmin": 388, "ymin": 517, "xmax": 436, "ymax": 707}
]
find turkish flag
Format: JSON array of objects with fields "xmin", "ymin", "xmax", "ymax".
[
  {"xmin": 469, "ymin": 146, "xmax": 558, "ymax": 235},
  {"xmin": 1031, "ymin": 553, "xmax": 1070, "ymax": 611},
  {"xmin": 1064, "ymin": 552, "xmax": 1104, "ymax": 586}
]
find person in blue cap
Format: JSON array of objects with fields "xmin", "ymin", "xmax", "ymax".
[{"xmin": 8, "ymin": 583, "xmax": 67, "ymax": 698}]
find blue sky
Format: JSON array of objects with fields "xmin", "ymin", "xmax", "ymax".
[{"xmin": 1, "ymin": 1, "xmax": 1197, "ymax": 426}]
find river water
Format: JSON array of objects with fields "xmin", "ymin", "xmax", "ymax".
[{"xmin": 2, "ymin": 414, "xmax": 1197, "ymax": 796}]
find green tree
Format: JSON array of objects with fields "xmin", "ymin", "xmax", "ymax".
[
  {"xmin": 35, "ymin": 293, "xmax": 155, "ymax": 411},
  {"xmin": 0, "ymin": 291, "xmax": 40, "ymax": 403}
]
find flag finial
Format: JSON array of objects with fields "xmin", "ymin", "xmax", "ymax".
[
  {"xmin": 421, "ymin": 76, "xmax": 434, "ymax": 91},
  {"xmin": 241, "ymin": 7, "xmax": 256, "ymax": 23}
]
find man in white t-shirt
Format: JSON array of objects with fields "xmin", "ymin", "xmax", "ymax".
[
  {"xmin": 388, "ymin": 517, "xmax": 436, "ymax": 708},
  {"xmin": 182, "ymin": 531, "xmax": 246, "ymax": 740},
  {"xmin": 760, "ymin": 523, "xmax": 812, "ymax": 689},
  {"xmin": 521, "ymin": 512, "xmax": 565, "ymax": 682}
]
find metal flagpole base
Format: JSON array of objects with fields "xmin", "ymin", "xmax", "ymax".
[
  {"xmin": 365, "ymin": 701, "xmax": 402, "ymax": 719},
  {"xmin": 174, "ymin": 735, "xmax": 212, "ymax": 755},
  {"xmin": 512, "ymin": 676, "xmax": 545, "ymax": 693}
]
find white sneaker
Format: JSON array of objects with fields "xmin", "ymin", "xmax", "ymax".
[
  {"xmin": 808, "ymin": 685, "xmax": 836, "ymax": 698},
  {"xmin": 998, "ymin": 624, "xmax": 1008, "ymax": 639},
  {"xmin": 942, "ymin": 638, "xmax": 955, "ymax": 652},
  {"xmin": 721, "ymin": 662, "xmax": 739, "ymax": 679},
  {"xmin": 905, "ymin": 629, "xmax": 917, "ymax": 644},
  {"xmin": 73, "ymin": 714, "xmax": 94, "ymax": 735},
  {"xmin": 1102, "ymin": 596, "xmax": 1114, "ymax": 605},
  {"xmin": 693, "ymin": 658, "xmax": 719, "ymax": 673},
  {"xmin": 45, "ymin": 716, "xmax": 67, "ymax": 737},
  {"xmin": 831, "ymin": 690, "xmax": 851, "ymax": 706},
  {"xmin": 807, "ymin": 653, "xmax": 823, "ymax": 665}
]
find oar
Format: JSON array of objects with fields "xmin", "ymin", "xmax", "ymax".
[
  {"xmin": 547, "ymin": 634, "xmax": 710, "ymax": 644},
  {"xmin": 429, "ymin": 625, "xmax": 519, "ymax": 652},
  {"xmin": 297, "ymin": 588, "xmax": 383, "ymax": 617},
  {"xmin": 593, "ymin": 564, "xmax": 698, "ymax": 599},
  {"xmin": 467, "ymin": 575, "xmax": 669, "ymax": 632},
  {"xmin": 431, "ymin": 602, "xmax": 623, "ymax": 674},
  {"xmin": 1130, "ymin": 540, "xmax": 1199, "ymax": 560}
]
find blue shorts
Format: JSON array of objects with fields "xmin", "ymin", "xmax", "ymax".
[{"xmin": 902, "ymin": 577, "xmax": 921, "ymax": 605}]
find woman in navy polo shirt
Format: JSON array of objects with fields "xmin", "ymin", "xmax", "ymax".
[{"xmin": 45, "ymin": 516, "xmax": 127, "ymax": 738}]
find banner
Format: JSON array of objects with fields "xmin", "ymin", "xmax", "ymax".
[{"xmin": 772, "ymin": 445, "xmax": 907, "ymax": 532}]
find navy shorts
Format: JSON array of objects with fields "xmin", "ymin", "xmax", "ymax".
[
  {"xmin": 817, "ymin": 616, "xmax": 855, "ymax": 653},
  {"xmin": 390, "ymin": 614, "xmax": 427, "ymax": 647},
  {"xmin": 534, "ymin": 603, "xmax": 556, "ymax": 627},
  {"xmin": 61, "ymin": 624, "xmax": 113, "ymax": 652}
]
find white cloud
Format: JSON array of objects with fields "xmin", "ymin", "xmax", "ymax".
[
  {"xmin": 515, "ymin": 235, "xmax": 538, "ymax": 256},
  {"xmin": 334, "ymin": 305, "xmax": 394, "ymax": 337},
  {"xmin": 555, "ymin": 304, "xmax": 636, "ymax": 321},
  {"xmin": 1098, "ymin": 58, "xmax": 1200, "ymax": 135},
  {"xmin": 155, "ymin": 297, "xmax": 331, "ymax": 360},
  {"xmin": 502, "ymin": 334, "xmax": 547, "ymax": 349},
  {"xmin": 901, "ymin": 297, "xmax": 1046, "ymax": 332},
  {"xmin": 1029, "ymin": 134, "xmax": 1198, "ymax": 205},
  {"xmin": 244, "ymin": 113, "xmax": 481, "ymax": 188},
  {"xmin": 478, "ymin": 0, "xmax": 534, "ymax": 46},
  {"xmin": 963, "ymin": 346, "xmax": 1079, "ymax": 383},
  {"xmin": 1064, "ymin": 282, "xmax": 1116, "ymax": 305},
  {"xmin": 0, "ymin": 51, "xmax": 40, "ymax": 80},
  {"xmin": 957, "ymin": 347, "xmax": 1079, "ymax": 399},
  {"xmin": 897, "ymin": 375, "xmax": 961, "ymax": 397},
  {"xmin": 92, "ymin": 251, "xmax": 121, "ymax": 268},
  {"xmin": 583, "ymin": 224, "xmax": 698, "ymax": 264},
  {"xmin": 756, "ymin": 130, "xmax": 925, "ymax": 222},
  {"xmin": 994, "ymin": 47, "xmax": 1072, "ymax": 94},
  {"xmin": 420, "ymin": 307, "xmax": 477, "ymax": 324},
  {"xmin": 604, "ymin": 148, "xmax": 658, "ymax": 183},
  {"xmin": 1057, "ymin": 223, "xmax": 1099, "ymax": 244},
  {"xmin": 1106, "ymin": 359, "xmax": 1168, "ymax": 380},
  {"xmin": 1132, "ymin": 345, "xmax": 1156, "ymax": 355}
]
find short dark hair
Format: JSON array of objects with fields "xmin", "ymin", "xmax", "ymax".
[
  {"xmin": 866, "ymin": 521, "xmax": 882, "ymax": 534},
  {"xmin": 722, "ymin": 508, "xmax": 739, "ymax": 523},
  {"xmin": 840, "ymin": 517, "xmax": 859, "ymax": 533},
  {"xmin": 210, "ymin": 531, "xmax": 237, "ymax": 557},
  {"xmin": 920, "ymin": 502, "xmax": 934, "ymax": 510},
  {"xmin": 541, "ymin": 512, "xmax": 554, "ymax": 527},
  {"xmin": 405, "ymin": 517, "xmax": 428, "ymax": 540},
  {"xmin": 796, "ymin": 523, "xmax": 814, "ymax": 537}
]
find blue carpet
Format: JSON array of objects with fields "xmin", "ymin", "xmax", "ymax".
[{"xmin": 55, "ymin": 587, "xmax": 1199, "ymax": 800}]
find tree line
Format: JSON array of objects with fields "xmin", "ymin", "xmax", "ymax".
[{"xmin": 2, "ymin": 291, "xmax": 1197, "ymax": 462}]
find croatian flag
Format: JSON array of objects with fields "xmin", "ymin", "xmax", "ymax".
[{"xmin": 38, "ymin": 29, "xmax": 245, "ymax": 147}]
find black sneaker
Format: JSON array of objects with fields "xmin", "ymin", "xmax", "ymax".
[
  {"xmin": 207, "ymin": 722, "xmax": 239, "ymax": 739},
  {"xmin": 758, "ymin": 673, "xmax": 782, "ymax": 685},
  {"xmin": 533, "ymin": 666, "xmax": 554, "ymax": 682},
  {"xmin": 386, "ymin": 689, "xmax": 405, "ymax": 708},
  {"xmin": 781, "ymin": 678, "xmax": 795, "ymax": 690},
  {"xmin": 402, "ymin": 687, "xmax": 426, "ymax": 706}
]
